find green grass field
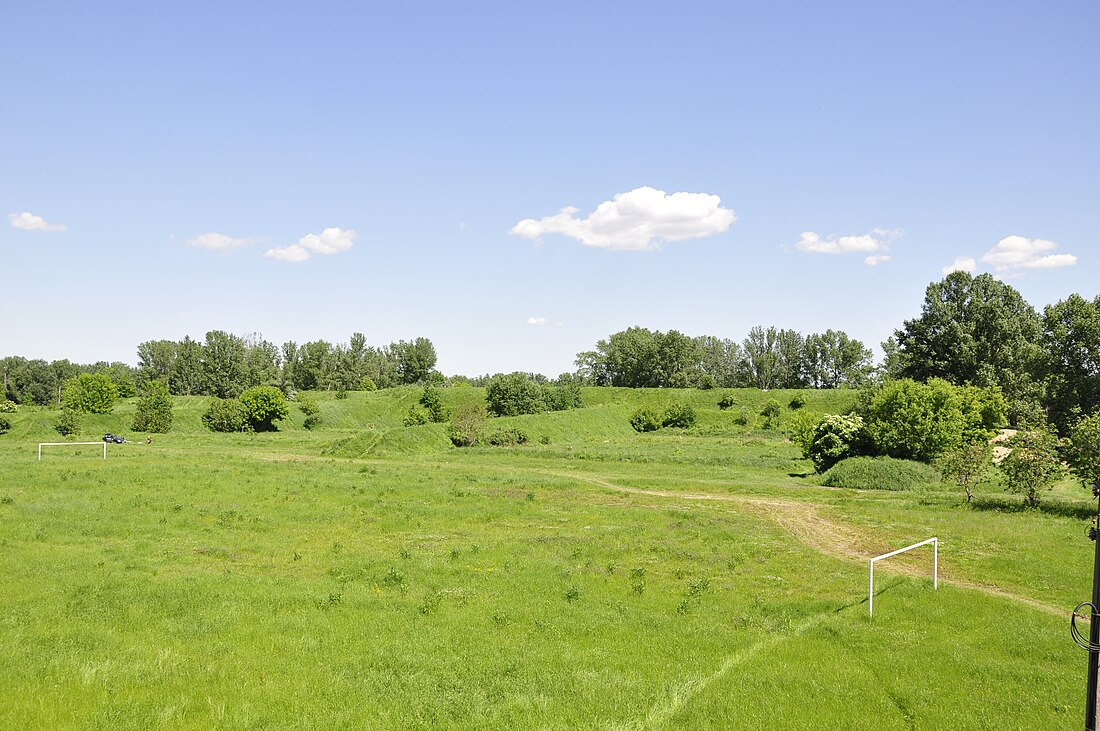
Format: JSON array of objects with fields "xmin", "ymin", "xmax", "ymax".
[{"xmin": 0, "ymin": 388, "xmax": 1093, "ymax": 729}]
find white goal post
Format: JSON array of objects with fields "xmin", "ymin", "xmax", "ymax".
[
  {"xmin": 38, "ymin": 442, "xmax": 107, "ymax": 461},
  {"xmin": 869, "ymin": 537, "xmax": 938, "ymax": 617}
]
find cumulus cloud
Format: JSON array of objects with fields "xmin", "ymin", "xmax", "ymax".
[
  {"xmin": 525, "ymin": 317, "xmax": 549, "ymax": 326},
  {"xmin": 509, "ymin": 186, "xmax": 735, "ymax": 251},
  {"xmin": 981, "ymin": 235, "xmax": 1077, "ymax": 272},
  {"xmin": 187, "ymin": 232, "xmax": 266, "ymax": 253},
  {"xmin": 794, "ymin": 228, "xmax": 901, "ymax": 261},
  {"xmin": 265, "ymin": 227, "xmax": 357, "ymax": 263},
  {"xmin": 943, "ymin": 256, "xmax": 977, "ymax": 275},
  {"xmin": 9, "ymin": 211, "xmax": 65, "ymax": 232}
]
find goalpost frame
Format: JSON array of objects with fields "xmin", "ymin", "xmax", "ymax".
[
  {"xmin": 38, "ymin": 442, "xmax": 107, "ymax": 461},
  {"xmin": 869, "ymin": 537, "xmax": 937, "ymax": 617}
]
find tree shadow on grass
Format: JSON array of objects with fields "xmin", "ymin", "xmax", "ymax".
[{"xmin": 969, "ymin": 495, "xmax": 1096, "ymax": 521}]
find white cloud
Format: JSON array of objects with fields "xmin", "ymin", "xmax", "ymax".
[
  {"xmin": 794, "ymin": 228, "xmax": 901, "ymax": 257},
  {"xmin": 865, "ymin": 255, "xmax": 891, "ymax": 266},
  {"xmin": 525, "ymin": 317, "xmax": 549, "ymax": 326},
  {"xmin": 509, "ymin": 186, "xmax": 735, "ymax": 251},
  {"xmin": 9, "ymin": 211, "xmax": 65, "ymax": 232},
  {"xmin": 981, "ymin": 235, "xmax": 1077, "ymax": 272},
  {"xmin": 943, "ymin": 256, "xmax": 977, "ymax": 275},
  {"xmin": 265, "ymin": 227, "xmax": 357, "ymax": 263},
  {"xmin": 187, "ymin": 232, "xmax": 266, "ymax": 253}
]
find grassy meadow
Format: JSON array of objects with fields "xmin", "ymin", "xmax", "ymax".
[{"xmin": 0, "ymin": 387, "xmax": 1094, "ymax": 729}]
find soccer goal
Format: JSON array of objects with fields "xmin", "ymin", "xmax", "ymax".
[
  {"xmin": 38, "ymin": 442, "xmax": 108, "ymax": 461},
  {"xmin": 869, "ymin": 537, "xmax": 938, "ymax": 617}
]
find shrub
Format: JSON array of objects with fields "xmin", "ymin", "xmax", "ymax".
[
  {"xmin": 486, "ymin": 427, "xmax": 529, "ymax": 446},
  {"xmin": 0, "ymin": 416, "xmax": 10, "ymax": 435},
  {"xmin": 630, "ymin": 408, "xmax": 663, "ymax": 432},
  {"xmin": 0, "ymin": 400, "xmax": 16, "ymax": 413},
  {"xmin": 808, "ymin": 414, "xmax": 869, "ymax": 472},
  {"xmin": 1000, "ymin": 427, "xmax": 1064, "ymax": 507},
  {"xmin": 298, "ymin": 398, "xmax": 321, "ymax": 417},
  {"xmin": 1066, "ymin": 411, "xmax": 1100, "ymax": 488},
  {"xmin": 238, "ymin": 385, "xmax": 289, "ymax": 432},
  {"xmin": 132, "ymin": 381, "xmax": 173, "ymax": 433},
  {"xmin": 662, "ymin": 403, "xmax": 697, "ymax": 429},
  {"xmin": 486, "ymin": 373, "xmax": 545, "ymax": 416},
  {"xmin": 786, "ymin": 410, "xmax": 819, "ymax": 457},
  {"xmin": 760, "ymin": 398, "xmax": 782, "ymax": 429},
  {"xmin": 54, "ymin": 408, "xmax": 82, "ymax": 436},
  {"xmin": 419, "ymin": 385, "xmax": 449, "ymax": 422},
  {"xmin": 303, "ymin": 414, "xmax": 322, "ymax": 430},
  {"xmin": 545, "ymin": 382, "xmax": 583, "ymax": 411},
  {"xmin": 335, "ymin": 388, "xmax": 348, "ymax": 400},
  {"xmin": 733, "ymin": 407, "xmax": 751, "ymax": 426},
  {"xmin": 359, "ymin": 377, "xmax": 377, "ymax": 392},
  {"xmin": 449, "ymin": 402, "xmax": 488, "ymax": 447},
  {"xmin": 860, "ymin": 378, "xmax": 964, "ymax": 463},
  {"xmin": 936, "ymin": 442, "xmax": 993, "ymax": 503},
  {"xmin": 717, "ymin": 394, "xmax": 737, "ymax": 410},
  {"xmin": 404, "ymin": 405, "xmax": 429, "ymax": 426},
  {"xmin": 202, "ymin": 398, "xmax": 248, "ymax": 433},
  {"xmin": 62, "ymin": 373, "xmax": 118, "ymax": 414},
  {"xmin": 788, "ymin": 393, "xmax": 807, "ymax": 410},
  {"xmin": 820, "ymin": 456, "xmax": 942, "ymax": 490}
]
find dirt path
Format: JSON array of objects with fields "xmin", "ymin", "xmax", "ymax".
[{"xmin": 537, "ymin": 468, "xmax": 1065, "ymax": 617}]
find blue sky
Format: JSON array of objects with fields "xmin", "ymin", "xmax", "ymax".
[{"xmin": 3, "ymin": 1, "xmax": 1096, "ymax": 376}]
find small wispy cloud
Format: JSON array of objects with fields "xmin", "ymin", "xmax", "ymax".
[
  {"xmin": 943, "ymin": 256, "xmax": 977, "ymax": 275},
  {"xmin": 187, "ymin": 232, "xmax": 267, "ymax": 253},
  {"xmin": 265, "ymin": 227, "xmax": 357, "ymax": 263},
  {"xmin": 510, "ymin": 186, "xmax": 736, "ymax": 252},
  {"xmin": 9, "ymin": 211, "xmax": 65, "ymax": 232},
  {"xmin": 981, "ymin": 235, "xmax": 1076, "ymax": 273},
  {"xmin": 525, "ymin": 316, "xmax": 549, "ymax": 326},
  {"xmin": 794, "ymin": 228, "xmax": 901, "ymax": 264}
]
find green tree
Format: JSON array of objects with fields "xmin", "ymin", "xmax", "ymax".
[
  {"xmin": 804, "ymin": 330, "xmax": 874, "ymax": 388},
  {"xmin": 859, "ymin": 378, "xmax": 964, "ymax": 463},
  {"xmin": 999, "ymin": 427, "xmax": 1063, "ymax": 507},
  {"xmin": 392, "ymin": 338, "xmax": 438, "ymax": 384},
  {"xmin": 54, "ymin": 407, "xmax": 82, "ymax": 436},
  {"xmin": 132, "ymin": 380, "xmax": 173, "ymax": 433},
  {"xmin": 486, "ymin": 373, "xmax": 546, "ymax": 416},
  {"xmin": 743, "ymin": 326, "xmax": 781, "ymax": 390},
  {"xmin": 238, "ymin": 385, "xmax": 289, "ymax": 432},
  {"xmin": 1066, "ymin": 411, "xmax": 1100, "ymax": 488},
  {"xmin": 1042, "ymin": 294, "xmax": 1100, "ymax": 433},
  {"xmin": 894, "ymin": 272, "xmax": 1043, "ymax": 420},
  {"xmin": 170, "ymin": 337, "xmax": 206, "ymax": 396},
  {"xmin": 936, "ymin": 442, "xmax": 992, "ymax": 503},
  {"xmin": 202, "ymin": 398, "xmax": 248, "ymax": 433},
  {"xmin": 807, "ymin": 414, "xmax": 869, "ymax": 472},
  {"xmin": 202, "ymin": 330, "xmax": 248, "ymax": 398},
  {"xmin": 61, "ymin": 373, "xmax": 118, "ymax": 414},
  {"xmin": 449, "ymin": 401, "xmax": 488, "ymax": 446},
  {"xmin": 419, "ymin": 385, "xmax": 449, "ymax": 422}
]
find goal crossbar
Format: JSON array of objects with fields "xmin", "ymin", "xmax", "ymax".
[
  {"xmin": 869, "ymin": 537, "xmax": 937, "ymax": 617},
  {"xmin": 38, "ymin": 442, "xmax": 107, "ymax": 461}
]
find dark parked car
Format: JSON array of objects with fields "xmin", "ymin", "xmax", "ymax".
[{"xmin": 103, "ymin": 433, "xmax": 125, "ymax": 443}]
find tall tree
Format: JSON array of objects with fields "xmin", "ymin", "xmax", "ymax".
[
  {"xmin": 894, "ymin": 272, "xmax": 1043, "ymax": 417},
  {"xmin": 201, "ymin": 330, "xmax": 248, "ymax": 398},
  {"xmin": 1042, "ymin": 293, "xmax": 1100, "ymax": 432},
  {"xmin": 171, "ymin": 337, "xmax": 205, "ymax": 396},
  {"xmin": 392, "ymin": 337, "xmax": 438, "ymax": 384},
  {"xmin": 743, "ymin": 326, "xmax": 780, "ymax": 390}
]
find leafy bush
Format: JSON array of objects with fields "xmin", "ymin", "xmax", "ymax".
[
  {"xmin": 335, "ymin": 388, "xmax": 348, "ymax": 400},
  {"xmin": 303, "ymin": 414, "xmax": 322, "ymax": 430},
  {"xmin": 1000, "ymin": 427, "xmax": 1064, "ymax": 507},
  {"xmin": 808, "ymin": 414, "xmax": 869, "ymax": 472},
  {"xmin": 202, "ymin": 398, "xmax": 248, "ymax": 433},
  {"xmin": 449, "ymin": 402, "xmax": 488, "ymax": 447},
  {"xmin": 61, "ymin": 373, "xmax": 118, "ymax": 414},
  {"xmin": 662, "ymin": 403, "xmax": 697, "ymax": 429},
  {"xmin": 54, "ymin": 408, "xmax": 82, "ymax": 436},
  {"xmin": 298, "ymin": 398, "xmax": 321, "ymax": 417},
  {"xmin": 760, "ymin": 398, "xmax": 782, "ymax": 429},
  {"xmin": 404, "ymin": 405, "xmax": 430, "ymax": 426},
  {"xmin": 630, "ymin": 408, "xmax": 663, "ymax": 432},
  {"xmin": 419, "ymin": 385, "xmax": 449, "ymax": 422},
  {"xmin": 820, "ymin": 456, "xmax": 941, "ymax": 490},
  {"xmin": 936, "ymin": 443, "xmax": 993, "ymax": 503},
  {"xmin": 545, "ymin": 382, "xmax": 583, "ymax": 411},
  {"xmin": 786, "ymin": 410, "xmax": 819, "ymax": 457},
  {"xmin": 1066, "ymin": 411, "xmax": 1100, "ymax": 488},
  {"xmin": 789, "ymin": 393, "xmax": 807, "ymax": 410},
  {"xmin": 0, "ymin": 416, "xmax": 10, "ymax": 435},
  {"xmin": 238, "ymin": 385, "xmax": 289, "ymax": 432},
  {"xmin": 486, "ymin": 427, "xmax": 529, "ymax": 446},
  {"xmin": 132, "ymin": 381, "xmax": 173, "ymax": 433},
  {"xmin": 732, "ymin": 407, "xmax": 751, "ymax": 426},
  {"xmin": 0, "ymin": 400, "xmax": 16, "ymax": 413},
  {"xmin": 717, "ymin": 394, "xmax": 737, "ymax": 410},
  {"xmin": 359, "ymin": 377, "xmax": 377, "ymax": 392},
  {"xmin": 486, "ymin": 373, "xmax": 546, "ymax": 416}
]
